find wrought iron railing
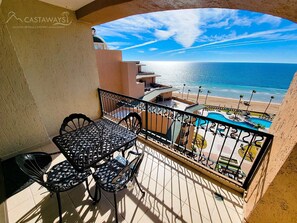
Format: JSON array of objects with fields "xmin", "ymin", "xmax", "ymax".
[{"xmin": 98, "ymin": 88, "xmax": 273, "ymax": 189}]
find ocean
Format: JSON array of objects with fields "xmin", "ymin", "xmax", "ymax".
[{"xmin": 141, "ymin": 62, "xmax": 297, "ymax": 103}]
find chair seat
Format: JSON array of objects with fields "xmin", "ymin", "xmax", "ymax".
[
  {"xmin": 92, "ymin": 158, "xmax": 129, "ymax": 193},
  {"xmin": 91, "ymin": 152, "xmax": 144, "ymax": 223},
  {"xmin": 47, "ymin": 161, "xmax": 91, "ymax": 192}
]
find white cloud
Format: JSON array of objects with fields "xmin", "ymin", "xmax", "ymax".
[
  {"xmin": 151, "ymin": 9, "xmax": 202, "ymax": 48},
  {"xmin": 200, "ymin": 31, "xmax": 237, "ymax": 42},
  {"xmin": 198, "ymin": 8, "xmax": 252, "ymax": 28},
  {"xmin": 170, "ymin": 50, "xmax": 186, "ymax": 57},
  {"xmin": 206, "ymin": 39, "xmax": 287, "ymax": 49},
  {"xmin": 256, "ymin": 14, "xmax": 282, "ymax": 26},
  {"xmin": 94, "ymin": 26, "xmax": 127, "ymax": 38},
  {"xmin": 121, "ymin": 40, "xmax": 158, "ymax": 51},
  {"xmin": 233, "ymin": 16, "xmax": 253, "ymax": 27},
  {"xmin": 199, "ymin": 8, "xmax": 237, "ymax": 25},
  {"xmin": 154, "ymin": 29, "xmax": 175, "ymax": 40},
  {"xmin": 98, "ymin": 9, "xmax": 203, "ymax": 48},
  {"xmin": 207, "ymin": 19, "xmax": 230, "ymax": 28},
  {"xmin": 138, "ymin": 50, "xmax": 145, "ymax": 53},
  {"xmin": 163, "ymin": 26, "xmax": 297, "ymax": 54},
  {"xmin": 108, "ymin": 41, "xmax": 130, "ymax": 46},
  {"xmin": 97, "ymin": 14, "xmax": 160, "ymax": 35},
  {"xmin": 108, "ymin": 46, "xmax": 120, "ymax": 50},
  {"xmin": 96, "ymin": 8, "xmax": 288, "ymax": 50},
  {"xmin": 132, "ymin": 33, "xmax": 145, "ymax": 40},
  {"xmin": 107, "ymin": 41, "xmax": 130, "ymax": 50},
  {"xmin": 149, "ymin": 48, "xmax": 158, "ymax": 51}
]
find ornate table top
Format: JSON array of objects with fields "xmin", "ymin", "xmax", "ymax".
[{"xmin": 52, "ymin": 118, "xmax": 136, "ymax": 171}]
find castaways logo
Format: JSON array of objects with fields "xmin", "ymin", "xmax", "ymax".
[{"xmin": 6, "ymin": 11, "xmax": 72, "ymax": 28}]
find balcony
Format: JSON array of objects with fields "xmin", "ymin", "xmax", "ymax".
[
  {"xmin": 6, "ymin": 141, "xmax": 243, "ymax": 222},
  {"xmin": 3, "ymin": 88, "xmax": 274, "ymax": 223}
]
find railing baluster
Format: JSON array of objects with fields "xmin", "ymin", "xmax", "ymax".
[
  {"xmin": 199, "ymin": 120, "xmax": 210, "ymax": 161},
  {"xmin": 184, "ymin": 115, "xmax": 193, "ymax": 155},
  {"xmin": 171, "ymin": 112, "xmax": 177, "ymax": 149},
  {"xmin": 222, "ymin": 130, "xmax": 243, "ymax": 179},
  {"xmin": 176, "ymin": 113, "xmax": 185, "ymax": 152},
  {"xmin": 192, "ymin": 117, "xmax": 200, "ymax": 162},
  {"xmin": 98, "ymin": 89, "xmax": 103, "ymax": 118},
  {"xmin": 150, "ymin": 105, "xmax": 153, "ymax": 140},
  {"xmin": 207, "ymin": 121, "xmax": 219, "ymax": 167},
  {"xmin": 145, "ymin": 103, "xmax": 148, "ymax": 140},
  {"xmin": 215, "ymin": 125, "xmax": 231, "ymax": 169},
  {"xmin": 160, "ymin": 108, "xmax": 164, "ymax": 137}
]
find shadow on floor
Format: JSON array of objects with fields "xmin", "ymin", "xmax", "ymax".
[{"xmin": 0, "ymin": 157, "xmax": 33, "ymax": 203}]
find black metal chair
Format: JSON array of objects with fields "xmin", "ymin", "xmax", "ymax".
[
  {"xmin": 59, "ymin": 113, "xmax": 94, "ymax": 135},
  {"xmin": 92, "ymin": 151, "xmax": 145, "ymax": 223},
  {"xmin": 118, "ymin": 112, "xmax": 142, "ymax": 156},
  {"xmin": 16, "ymin": 152, "xmax": 92, "ymax": 223},
  {"xmin": 47, "ymin": 113, "xmax": 95, "ymax": 157}
]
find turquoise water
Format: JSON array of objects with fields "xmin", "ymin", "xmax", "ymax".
[
  {"xmin": 248, "ymin": 117, "xmax": 272, "ymax": 128},
  {"xmin": 141, "ymin": 62, "xmax": 297, "ymax": 103},
  {"xmin": 206, "ymin": 112, "xmax": 256, "ymax": 130}
]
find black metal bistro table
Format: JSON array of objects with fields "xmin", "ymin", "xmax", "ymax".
[{"xmin": 52, "ymin": 118, "xmax": 137, "ymax": 172}]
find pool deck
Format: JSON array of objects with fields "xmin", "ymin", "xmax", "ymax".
[{"xmin": 193, "ymin": 110, "xmax": 272, "ymax": 175}]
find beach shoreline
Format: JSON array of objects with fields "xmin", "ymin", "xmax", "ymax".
[{"xmin": 173, "ymin": 92, "xmax": 280, "ymax": 114}]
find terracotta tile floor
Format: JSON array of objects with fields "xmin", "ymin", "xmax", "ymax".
[{"xmin": 6, "ymin": 141, "xmax": 243, "ymax": 223}]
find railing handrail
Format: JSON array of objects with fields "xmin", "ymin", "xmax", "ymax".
[{"xmin": 98, "ymin": 88, "xmax": 273, "ymax": 137}]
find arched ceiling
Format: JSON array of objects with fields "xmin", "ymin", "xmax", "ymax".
[{"xmin": 74, "ymin": 0, "xmax": 297, "ymax": 25}]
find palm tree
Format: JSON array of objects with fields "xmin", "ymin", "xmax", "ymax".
[
  {"xmin": 204, "ymin": 90, "xmax": 211, "ymax": 104},
  {"xmin": 187, "ymin": 89, "xmax": 191, "ymax": 100},
  {"xmin": 181, "ymin": 84, "xmax": 186, "ymax": 99},
  {"xmin": 196, "ymin": 86, "xmax": 202, "ymax": 103},
  {"xmin": 246, "ymin": 90, "xmax": 256, "ymax": 112},
  {"xmin": 263, "ymin": 96, "xmax": 275, "ymax": 115},
  {"xmin": 236, "ymin": 95, "xmax": 244, "ymax": 118}
]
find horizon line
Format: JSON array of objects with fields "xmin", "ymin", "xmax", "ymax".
[{"xmin": 125, "ymin": 60, "xmax": 297, "ymax": 65}]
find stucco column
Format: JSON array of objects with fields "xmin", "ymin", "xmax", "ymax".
[
  {"xmin": 0, "ymin": 6, "xmax": 49, "ymax": 158},
  {"xmin": 245, "ymin": 73, "xmax": 297, "ymax": 222}
]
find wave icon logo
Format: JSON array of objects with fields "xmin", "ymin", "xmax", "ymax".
[{"xmin": 52, "ymin": 12, "xmax": 72, "ymax": 26}]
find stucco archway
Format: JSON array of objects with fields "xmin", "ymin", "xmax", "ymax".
[
  {"xmin": 76, "ymin": 0, "xmax": 297, "ymax": 24},
  {"xmin": 76, "ymin": 1, "xmax": 297, "ymax": 222}
]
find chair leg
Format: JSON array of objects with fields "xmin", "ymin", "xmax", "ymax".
[
  {"xmin": 85, "ymin": 178, "xmax": 100, "ymax": 202},
  {"xmin": 134, "ymin": 177, "xmax": 145, "ymax": 196},
  {"xmin": 90, "ymin": 182, "xmax": 101, "ymax": 203},
  {"xmin": 113, "ymin": 192, "xmax": 118, "ymax": 223},
  {"xmin": 85, "ymin": 179, "xmax": 91, "ymax": 197},
  {"xmin": 134, "ymin": 141, "xmax": 139, "ymax": 153},
  {"xmin": 56, "ymin": 192, "xmax": 63, "ymax": 223}
]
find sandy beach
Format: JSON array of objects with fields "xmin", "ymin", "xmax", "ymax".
[{"xmin": 173, "ymin": 92, "xmax": 280, "ymax": 114}]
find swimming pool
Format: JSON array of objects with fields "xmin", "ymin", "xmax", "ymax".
[
  {"xmin": 196, "ymin": 112, "xmax": 256, "ymax": 129},
  {"xmin": 206, "ymin": 113, "xmax": 256, "ymax": 129},
  {"xmin": 248, "ymin": 117, "xmax": 272, "ymax": 128}
]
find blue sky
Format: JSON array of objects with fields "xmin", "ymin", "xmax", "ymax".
[{"xmin": 93, "ymin": 9, "xmax": 297, "ymax": 63}]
